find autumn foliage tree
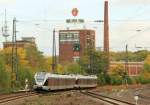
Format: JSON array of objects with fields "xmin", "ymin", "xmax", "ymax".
[
  {"xmin": 0, "ymin": 46, "xmax": 50, "ymax": 90},
  {"xmin": 0, "ymin": 50, "xmax": 11, "ymax": 92},
  {"xmin": 137, "ymin": 54, "xmax": 150, "ymax": 84},
  {"xmin": 80, "ymin": 49, "xmax": 108, "ymax": 75},
  {"xmin": 109, "ymin": 64, "xmax": 127, "ymax": 85}
]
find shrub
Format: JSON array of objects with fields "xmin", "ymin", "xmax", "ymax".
[{"xmin": 109, "ymin": 75, "xmax": 122, "ymax": 85}]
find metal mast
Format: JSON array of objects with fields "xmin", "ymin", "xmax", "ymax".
[
  {"xmin": 52, "ymin": 29, "xmax": 57, "ymax": 73},
  {"xmin": 2, "ymin": 9, "xmax": 9, "ymax": 42},
  {"xmin": 11, "ymin": 18, "xmax": 18, "ymax": 88}
]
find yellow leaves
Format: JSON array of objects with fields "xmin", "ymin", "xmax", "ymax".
[
  {"xmin": 5, "ymin": 64, "xmax": 11, "ymax": 73},
  {"xmin": 3, "ymin": 47, "xmax": 29, "ymax": 66},
  {"xmin": 140, "ymin": 70, "xmax": 150, "ymax": 80},
  {"xmin": 12, "ymin": 72, "xmax": 16, "ymax": 81},
  {"xmin": 18, "ymin": 48, "xmax": 29, "ymax": 66},
  {"xmin": 109, "ymin": 64, "xmax": 125, "ymax": 75},
  {"xmin": 144, "ymin": 55, "xmax": 150, "ymax": 65},
  {"xmin": 80, "ymin": 55, "xmax": 89, "ymax": 64},
  {"xmin": 3, "ymin": 47, "xmax": 12, "ymax": 54},
  {"xmin": 17, "ymin": 48, "xmax": 26, "ymax": 60},
  {"xmin": 56, "ymin": 64, "xmax": 64, "ymax": 74},
  {"xmin": 45, "ymin": 57, "xmax": 52, "ymax": 72}
]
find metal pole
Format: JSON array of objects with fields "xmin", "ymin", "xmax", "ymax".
[
  {"xmin": 11, "ymin": 19, "xmax": 15, "ymax": 88},
  {"xmin": 54, "ymin": 31, "xmax": 57, "ymax": 69},
  {"xmin": 52, "ymin": 29, "xmax": 56, "ymax": 73},
  {"xmin": 14, "ymin": 18, "xmax": 18, "ymax": 81},
  {"xmin": 11, "ymin": 18, "xmax": 18, "ymax": 88},
  {"xmin": 125, "ymin": 44, "xmax": 128, "ymax": 72},
  {"xmin": 125, "ymin": 44, "xmax": 128, "ymax": 85}
]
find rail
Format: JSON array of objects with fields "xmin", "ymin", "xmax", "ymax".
[
  {"xmin": 0, "ymin": 91, "xmax": 38, "ymax": 104},
  {"xmin": 81, "ymin": 91, "xmax": 136, "ymax": 105}
]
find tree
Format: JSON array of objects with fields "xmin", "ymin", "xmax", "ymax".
[
  {"xmin": 80, "ymin": 49, "xmax": 108, "ymax": 75},
  {"xmin": 109, "ymin": 64, "xmax": 128, "ymax": 85},
  {"xmin": 137, "ymin": 54, "xmax": 150, "ymax": 84},
  {"xmin": 44, "ymin": 56, "xmax": 52, "ymax": 72},
  {"xmin": 25, "ymin": 46, "xmax": 47, "ymax": 72},
  {"xmin": 144, "ymin": 54, "xmax": 150, "ymax": 72},
  {"xmin": 64, "ymin": 62, "xmax": 85, "ymax": 74},
  {"xmin": 17, "ymin": 66, "xmax": 34, "ymax": 89},
  {"xmin": 110, "ymin": 50, "xmax": 150, "ymax": 62},
  {"xmin": 79, "ymin": 49, "xmax": 110, "ymax": 85},
  {"xmin": 1, "ymin": 46, "xmax": 49, "ymax": 90},
  {"xmin": 0, "ymin": 50, "xmax": 11, "ymax": 90}
]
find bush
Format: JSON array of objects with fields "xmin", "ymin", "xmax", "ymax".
[
  {"xmin": 17, "ymin": 66, "xmax": 34, "ymax": 89},
  {"xmin": 109, "ymin": 75, "xmax": 122, "ymax": 85},
  {"xmin": 138, "ymin": 74, "xmax": 150, "ymax": 84},
  {"xmin": 126, "ymin": 77, "xmax": 133, "ymax": 84},
  {"xmin": 0, "ymin": 69, "xmax": 11, "ymax": 88},
  {"xmin": 97, "ymin": 73, "xmax": 106, "ymax": 85},
  {"xmin": 64, "ymin": 63, "xmax": 85, "ymax": 75},
  {"xmin": 0, "ymin": 54, "xmax": 11, "ymax": 89}
]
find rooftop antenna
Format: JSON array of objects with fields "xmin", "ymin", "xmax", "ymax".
[{"xmin": 2, "ymin": 9, "xmax": 9, "ymax": 42}]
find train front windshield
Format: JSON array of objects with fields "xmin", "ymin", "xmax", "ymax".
[{"xmin": 35, "ymin": 72, "xmax": 47, "ymax": 83}]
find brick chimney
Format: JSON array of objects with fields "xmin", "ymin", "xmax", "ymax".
[
  {"xmin": 104, "ymin": 0, "xmax": 110, "ymax": 71},
  {"xmin": 104, "ymin": 0, "xmax": 109, "ymax": 53}
]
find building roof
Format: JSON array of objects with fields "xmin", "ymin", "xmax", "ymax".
[{"xmin": 59, "ymin": 29, "xmax": 95, "ymax": 32}]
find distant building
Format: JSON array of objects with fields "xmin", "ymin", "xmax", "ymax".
[
  {"xmin": 3, "ymin": 37, "xmax": 36, "ymax": 49},
  {"xmin": 110, "ymin": 62, "xmax": 143, "ymax": 76},
  {"xmin": 59, "ymin": 29, "xmax": 95, "ymax": 63}
]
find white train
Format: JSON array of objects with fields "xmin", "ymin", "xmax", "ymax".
[{"xmin": 33, "ymin": 72, "xmax": 97, "ymax": 91}]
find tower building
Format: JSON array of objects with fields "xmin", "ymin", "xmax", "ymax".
[{"xmin": 59, "ymin": 29, "xmax": 95, "ymax": 63}]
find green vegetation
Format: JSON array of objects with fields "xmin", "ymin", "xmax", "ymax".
[
  {"xmin": 77, "ymin": 49, "xmax": 150, "ymax": 85},
  {"xmin": 0, "ymin": 52, "xmax": 10, "ymax": 92},
  {"xmin": 110, "ymin": 50, "xmax": 150, "ymax": 62},
  {"xmin": 1, "ymin": 46, "xmax": 150, "ymax": 93},
  {"xmin": 108, "ymin": 50, "xmax": 150, "ymax": 85},
  {"xmin": 0, "ymin": 47, "xmax": 50, "ymax": 92}
]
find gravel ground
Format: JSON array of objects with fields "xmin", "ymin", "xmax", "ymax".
[
  {"xmin": 2, "ymin": 85, "xmax": 150, "ymax": 105},
  {"xmin": 1, "ymin": 91, "xmax": 107, "ymax": 105},
  {"xmin": 94, "ymin": 84, "xmax": 150, "ymax": 105},
  {"xmin": 20, "ymin": 91, "xmax": 107, "ymax": 105}
]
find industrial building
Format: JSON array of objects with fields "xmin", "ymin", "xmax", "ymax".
[
  {"xmin": 59, "ymin": 29, "xmax": 95, "ymax": 63},
  {"xmin": 3, "ymin": 37, "xmax": 36, "ymax": 49},
  {"xmin": 110, "ymin": 62, "xmax": 143, "ymax": 76}
]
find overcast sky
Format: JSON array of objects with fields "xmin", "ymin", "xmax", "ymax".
[{"xmin": 0, "ymin": 0, "xmax": 150, "ymax": 55}]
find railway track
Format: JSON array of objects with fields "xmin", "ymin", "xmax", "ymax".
[
  {"xmin": 81, "ymin": 91, "xmax": 136, "ymax": 105},
  {"xmin": 138, "ymin": 94, "xmax": 150, "ymax": 99},
  {"xmin": 0, "ymin": 91, "xmax": 39, "ymax": 104}
]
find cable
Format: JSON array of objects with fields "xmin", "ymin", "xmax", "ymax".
[{"xmin": 112, "ymin": 27, "xmax": 150, "ymax": 49}]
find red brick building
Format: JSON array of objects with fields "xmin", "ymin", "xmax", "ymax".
[
  {"xmin": 59, "ymin": 29, "xmax": 95, "ymax": 63},
  {"xmin": 110, "ymin": 62, "xmax": 144, "ymax": 76}
]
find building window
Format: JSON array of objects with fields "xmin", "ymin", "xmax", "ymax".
[
  {"xmin": 74, "ymin": 34, "xmax": 79, "ymax": 39},
  {"xmin": 73, "ymin": 56, "xmax": 80, "ymax": 62},
  {"xmin": 59, "ymin": 32, "xmax": 79, "ymax": 42},
  {"xmin": 73, "ymin": 43, "xmax": 80, "ymax": 51}
]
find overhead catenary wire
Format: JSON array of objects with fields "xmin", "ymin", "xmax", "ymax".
[{"xmin": 112, "ymin": 27, "xmax": 150, "ymax": 50}]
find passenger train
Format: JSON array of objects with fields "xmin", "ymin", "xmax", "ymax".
[{"xmin": 33, "ymin": 72, "xmax": 97, "ymax": 91}]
